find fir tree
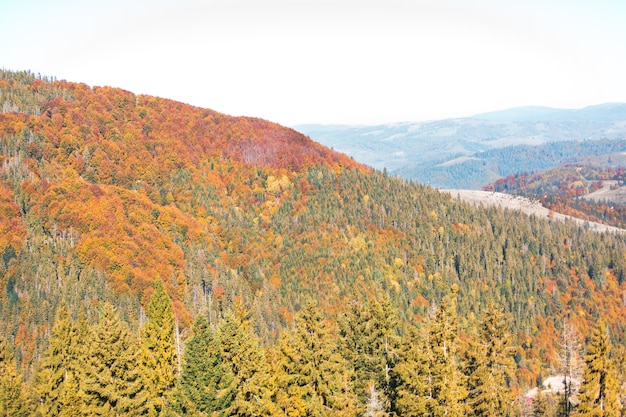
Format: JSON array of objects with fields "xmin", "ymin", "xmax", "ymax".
[
  {"xmin": 426, "ymin": 292, "xmax": 468, "ymax": 416},
  {"xmin": 173, "ymin": 314, "xmax": 230, "ymax": 415},
  {"xmin": 142, "ymin": 280, "xmax": 178, "ymax": 415},
  {"xmin": 393, "ymin": 292, "xmax": 467, "ymax": 416},
  {"xmin": 393, "ymin": 325, "xmax": 431, "ymax": 416},
  {"xmin": 339, "ymin": 295, "xmax": 398, "ymax": 414},
  {"xmin": 34, "ymin": 301, "xmax": 90, "ymax": 416},
  {"xmin": 216, "ymin": 299, "xmax": 277, "ymax": 416},
  {"xmin": 465, "ymin": 303, "xmax": 517, "ymax": 417},
  {"xmin": 0, "ymin": 337, "xmax": 30, "ymax": 417},
  {"xmin": 83, "ymin": 302, "xmax": 149, "ymax": 416},
  {"xmin": 575, "ymin": 319, "xmax": 620, "ymax": 417},
  {"xmin": 274, "ymin": 301, "xmax": 358, "ymax": 417}
]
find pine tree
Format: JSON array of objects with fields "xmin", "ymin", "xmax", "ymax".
[
  {"xmin": 0, "ymin": 338, "xmax": 30, "ymax": 417},
  {"xmin": 142, "ymin": 280, "xmax": 178, "ymax": 415},
  {"xmin": 83, "ymin": 302, "xmax": 149, "ymax": 416},
  {"xmin": 216, "ymin": 299, "xmax": 277, "ymax": 416},
  {"xmin": 339, "ymin": 295, "xmax": 398, "ymax": 414},
  {"xmin": 34, "ymin": 301, "xmax": 90, "ymax": 416},
  {"xmin": 575, "ymin": 320, "xmax": 620, "ymax": 417},
  {"xmin": 173, "ymin": 314, "xmax": 231, "ymax": 415},
  {"xmin": 274, "ymin": 301, "xmax": 358, "ymax": 416},
  {"xmin": 465, "ymin": 303, "xmax": 517, "ymax": 417}
]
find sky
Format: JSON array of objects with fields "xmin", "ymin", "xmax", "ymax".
[{"xmin": 1, "ymin": 0, "xmax": 626, "ymax": 126}]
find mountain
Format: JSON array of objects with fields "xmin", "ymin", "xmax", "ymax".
[
  {"xmin": 295, "ymin": 104, "xmax": 626, "ymax": 188},
  {"xmin": 2, "ymin": 70, "xmax": 626, "ymax": 408}
]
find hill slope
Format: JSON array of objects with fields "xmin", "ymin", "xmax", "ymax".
[{"xmin": 1, "ymin": 70, "xmax": 626, "ymax": 389}]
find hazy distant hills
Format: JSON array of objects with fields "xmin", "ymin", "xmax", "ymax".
[{"xmin": 295, "ymin": 103, "xmax": 626, "ymax": 189}]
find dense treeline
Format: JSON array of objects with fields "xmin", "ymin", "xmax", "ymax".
[
  {"xmin": 2, "ymin": 286, "xmax": 624, "ymax": 416},
  {"xmin": 400, "ymin": 138, "xmax": 626, "ymax": 189},
  {"xmin": 2, "ymin": 69, "xmax": 626, "ymax": 413}
]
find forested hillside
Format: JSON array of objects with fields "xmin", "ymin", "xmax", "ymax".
[
  {"xmin": 2, "ymin": 70, "xmax": 626, "ymax": 415},
  {"xmin": 297, "ymin": 106, "xmax": 626, "ymax": 189}
]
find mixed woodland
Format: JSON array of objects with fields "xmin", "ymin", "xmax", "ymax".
[{"xmin": 1, "ymin": 70, "xmax": 626, "ymax": 415}]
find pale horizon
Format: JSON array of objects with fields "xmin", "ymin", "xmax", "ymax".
[{"xmin": 2, "ymin": 0, "xmax": 626, "ymax": 126}]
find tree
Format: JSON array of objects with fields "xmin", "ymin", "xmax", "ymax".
[
  {"xmin": 273, "ymin": 301, "xmax": 358, "ymax": 416},
  {"xmin": 575, "ymin": 320, "xmax": 620, "ymax": 417},
  {"xmin": 0, "ymin": 337, "xmax": 30, "ymax": 416},
  {"xmin": 393, "ymin": 292, "xmax": 467, "ymax": 416},
  {"xmin": 142, "ymin": 280, "xmax": 177, "ymax": 414},
  {"xmin": 83, "ymin": 302, "xmax": 149, "ymax": 416},
  {"xmin": 339, "ymin": 295, "xmax": 399, "ymax": 414},
  {"xmin": 34, "ymin": 301, "xmax": 89, "ymax": 416},
  {"xmin": 173, "ymin": 314, "xmax": 231, "ymax": 415},
  {"xmin": 465, "ymin": 303, "xmax": 517, "ymax": 417},
  {"xmin": 533, "ymin": 389, "xmax": 558, "ymax": 417},
  {"xmin": 216, "ymin": 300, "xmax": 277, "ymax": 416}
]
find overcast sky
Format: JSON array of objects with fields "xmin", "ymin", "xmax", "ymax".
[{"xmin": 1, "ymin": 0, "xmax": 625, "ymax": 126}]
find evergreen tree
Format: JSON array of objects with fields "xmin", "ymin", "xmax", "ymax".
[
  {"xmin": 34, "ymin": 301, "xmax": 90, "ymax": 416},
  {"xmin": 142, "ymin": 280, "xmax": 178, "ymax": 415},
  {"xmin": 173, "ymin": 314, "xmax": 231, "ymax": 415},
  {"xmin": 393, "ymin": 325, "xmax": 431, "ymax": 416},
  {"xmin": 575, "ymin": 320, "xmax": 620, "ymax": 417},
  {"xmin": 393, "ymin": 292, "xmax": 467, "ymax": 416},
  {"xmin": 216, "ymin": 300, "xmax": 277, "ymax": 416},
  {"xmin": 533, "ymin": 389, "xmax": 558, "ymax": 417},
  {"xmin": 426, "ymin": 292, "xmax": 468, "ymax": 416},
  {"xmin": 339, "ymin": 295, "xmax": 398, "ymax": 414},
  {"xmin": 0, "ymin": 338, "xmax": 30, "ymax": 417},
  {"xmin": 465, "ymin": 303, "xmax": 517, "ymax": 417},
  {"xmin": 274, "ymin": 301, "xmax": 358, "ymax": 416},
  {"xmin": 83, "ymin": 302, "xmax": 149, "ymax": 416}
]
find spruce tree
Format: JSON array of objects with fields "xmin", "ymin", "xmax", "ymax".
[
  {"xmin": 339, "ymin": 295, "xmax": 398, "ymax": 414},
  {"xmin": 575, "ymin": 320, "xmax": 620, "ymax": 417},
  {"xmin": 83, "ymin": 302, "xmax": 149, "ymax": 416},
  {"xmin": 274, "ymin": 301, "xmax": 358, "ymax": 416},
  {"xmin": 34, "ymin": 301, "xmax": 90, "ymax": 417},
  {"xmin": 393, "ymin": 292, "xmax": 467, "ymax": 416},
  {"xmin": 0, "ymin": 337, "xmax": 30, "ymax": 417},
  {"xmin": 142, "ymin": 280, "xmax": 177, "ymax": 415},
  {"xmin": 174, "ymin": 314, "xmax": 231, "ymax": 415},
  {"xmin": 216, "ymin": 300, "xmax": 277, "ymax": 416},
  {"xmin": 393, "ymin": 324, "xmax": 431, "ymax": 416},
  {"xmin": 465, "ymin": 303, "xmax": 517, "ymax": 417},
  {"xmin": 426, "ymin": 293, "xmax": 468, "ymax": 416}
]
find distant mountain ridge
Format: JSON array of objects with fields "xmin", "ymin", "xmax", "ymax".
[{"xmin": 295, "ymin": 103, "xmax": 626, "ymax": 188}]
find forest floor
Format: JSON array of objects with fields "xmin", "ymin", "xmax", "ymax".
[{"xmin": 443, "ymin": 189, "xmax": 624, "ymax": 234}]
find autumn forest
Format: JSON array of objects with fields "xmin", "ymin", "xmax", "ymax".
[{"xmin": 1, "ymin": 70, "xmax": 626, "ymax": 416}]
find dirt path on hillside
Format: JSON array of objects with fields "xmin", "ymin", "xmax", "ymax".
[{"xmin": 442, "ymin": 189, "xmax": 624, "ymax": 234}]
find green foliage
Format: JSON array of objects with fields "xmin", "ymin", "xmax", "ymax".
[
  {"xmin": 216, "ymin": 301, "xmax": 276, "ymax": 416},
  {"xmin": 142, "ymin": 280, "xmax": 177, "ymax": 414},
  {"xmin": 393, "ymin": 292, "xmax": 467, "ymax": 416},
  {"xmin": 575, "ymin": 320, "xmax": 621, "ymax": 417},
  {"xmin": 273, "ymin": 302, "xmax": 358, "ymax": 416},
  {"xmin": 465, "ymin": 303, "xmax": 517, "ymax": 417},
  {"xmin": 83, "ymin": 302, "xmax": 149, "ymax": 416},
  {"xmin": 34, "ymin": 302, "xmax": 89, "ymax": 416},
  {"xmin": 173, "ymin": 314, "xmax": 229, "ymax": 415},
  {"xmin": 0, "ymin": 338, "xmax": 30, "ymax": 416},
  {"xmin": 339, "ymin": 295, "xmax": 399, "ymax": 414}
]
